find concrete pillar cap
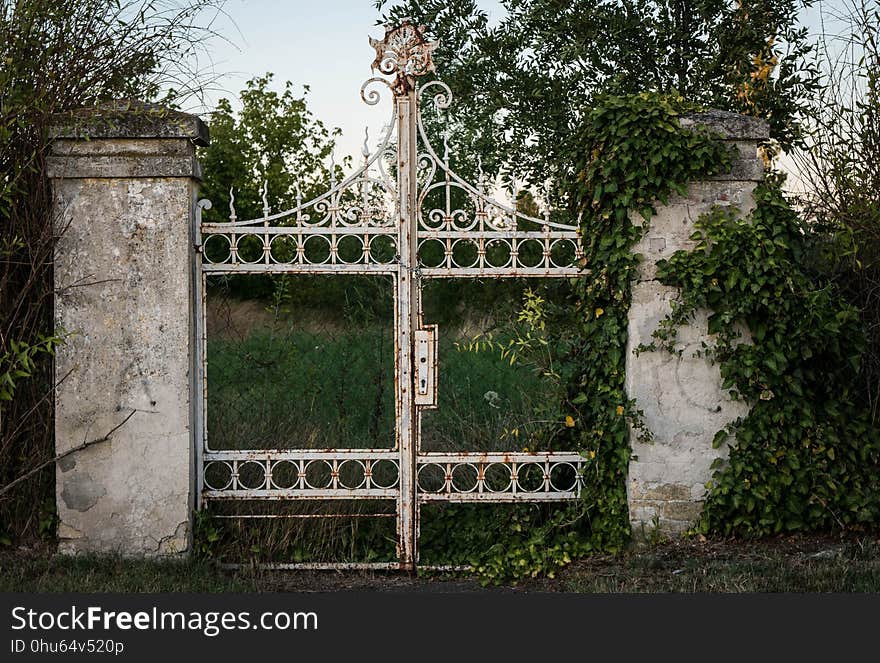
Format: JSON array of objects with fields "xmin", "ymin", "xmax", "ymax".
[{"xmin": 49, "ymin": 98, "xmax": 209, "ymax": 146}]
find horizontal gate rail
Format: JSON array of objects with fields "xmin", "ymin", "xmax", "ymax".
[
  {"xmin": 416, "ymin": 451, "xmax": 585, "ymax": 502},
  {"xmin": 419, "ymin": 267, "xmax": 581, "ymax": 278},
  {"xmin": 202, "ymin": 450, "xmax": 401, "ymax": 500},
  {"xmin": 203, "ymin": 490, "xmax": 398, "ymax": 501},
  {"xmin": 204, "ymin": 450, "xmax": 401, "ymax": 459},
  {"xmin": 201, "ymin": 264, "xmax": 397, "ymax": 275}
]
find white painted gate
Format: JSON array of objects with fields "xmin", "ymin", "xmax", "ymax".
[{"xmin": 194, "ymin": 21, "xmax": 587, "ymax": 570}]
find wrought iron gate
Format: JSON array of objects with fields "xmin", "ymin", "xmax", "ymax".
[{"xmin": 194, "ymin": 21, "xmax": 587, "ymax": 570}]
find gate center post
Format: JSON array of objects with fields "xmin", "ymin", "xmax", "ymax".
[{"xmin": 395, "ymin": 85, "xmax": 422, "ymax": 571}]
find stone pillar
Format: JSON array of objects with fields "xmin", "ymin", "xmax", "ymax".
[
  {"xmin": 47, "ymin": 100, "xmax": 208, "ymax": 555},
  {"xmin": 626, "ymin": 111, "xmax": 769, "ymax": 537}
]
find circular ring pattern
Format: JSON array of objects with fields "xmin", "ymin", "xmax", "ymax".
[
  {"xmin": 369, "ymin": 459, "xmax": 400, "ymax": 490},
  {"xmin": 270, "ymin": 460, "xmax": 300, "ymax": 489},
  {"xmin": 516, "ymin": 239, "xmax": 545, "ymax": 268},
  {"xmin": 549, "ymin": 462, "xmax": 579, "ymax": 493},
  {"xmin": 418, "ymin": 238, "xmax": 446, "ymax": 268},
  {"xmin": 369, "ymin": 234, "xmax": 397, "ymax": 264},
  {"xmin": 203, "ymin": 460, "xmax": 232, "ymax": 491},
  {"xmin": 484, "ymin": 239, "xmax": 512, "ymax": 269},
  {"xmin": 483, "ymin": 462, "xmax": 513, "ymax": 493},
  {"xmin": 451, "ymin": 239, "xmax": 479, "ymax": 268},
  {"xmin": 236, "ymin": 460, "xmax": 267, "ymax": 490},
  {"xmin": 550, "ymin": 238, "xmax": 577, "ymax": 268},
  {"xmin": 203, "ymin": 234, "xmax": 231, "ymax": 264},
  {"xmin": 451, "ymin": 463, "xmax": 479, "ymax": 493},
  {"xmin": 303, "ymin": 459, "xmax": 333, "ymax": 490},
  {"xmin": 235, "ymin": 234, "xmax": 265, "ymax": 264},
  {"xmin": 269, "ymin": 235, "xmax": 298, "ymax": 264},
  {"xmin": 338, "ymin": 459, "xmax": 366, "ymax": 490},
  {"xmin": 517, "ymin": 462, "xmax": 546, "ymax": 493},
  {"xmin": 336, "ymin": 235, "xmax": 364, "ymax": 265},
  {"xmin": 302, "ymin": 235, "xmax": 331, "ymax": 265},
  {"xmin": 416, "ymin": 462, "xmax": 446, "ymax": 493}
]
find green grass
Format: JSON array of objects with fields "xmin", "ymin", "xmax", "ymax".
[
  {"xmin": 557, "ymin": 536, "xmax": 880, "ymax": 592},
  {"xmin": 4, "ymin": 535, "xmax": 878, "ymax": 592},
  {"xmin": 207, "ymin": 327, "xmax": 397, "ymax": 450},
  {"xmin": 0, "ymin": 552, "xmax": 252, "ymax": 592},
  {"xmin": 207, "ymin": 328, "xmax": 558, "ymax": 453}
]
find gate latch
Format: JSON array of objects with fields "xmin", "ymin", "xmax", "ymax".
[{"xmin": 414, "ymin": 325, "xmax": 437, "ymax": 408}]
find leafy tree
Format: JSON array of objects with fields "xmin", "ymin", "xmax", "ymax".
[
  {"xmin": 375, "ymin": 0, "xmax": 819, "ymax": 185},
  {"xmin": 790, "ymin": 0, "xmax": 880, "ymax": 422},
  {"xmin": 199, "ymin": 73, "xmax": 342, "ymax": 223},
  {"xmin": 198, "ymin": 74, "xmax": 348, "ymax": 302}
]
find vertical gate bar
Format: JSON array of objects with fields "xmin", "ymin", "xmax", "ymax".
[
  {"xmin": 395, "ymin": 87, "xmax": 420, "ymax": 571},
  {"xmin": 192, "ymin": 198, "xmax": 208, "ymax": 510}
]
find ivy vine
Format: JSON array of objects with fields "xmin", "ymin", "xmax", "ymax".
[
  {"xmin": 649, "ymin": 176, "xmax": 880, "ymax": 535},
  {"xmin": 558, "ymin": 92, "xmax": 733, "ymax": 552}
]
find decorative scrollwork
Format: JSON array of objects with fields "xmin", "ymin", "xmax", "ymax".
[
  {"xmin": 360, "ymin": 76, "xmax": 392, "ymax": 106},
  {"xmin": 415, "ymin": 453, "xmax": 584, "ymax": 501},
  {"xmin": 412, "ymin": 81, "xmax": 584, "ymax": 276},
  {"xmin": 418, "ymin": 79, "xmax": 453, "ymax": 111},
  {"xmin": 199, "ymin": 81, "xmax": 401, "ymax": 274},
  {"xmin": 370, "ymin": 20, "xmax": 438, "ymax": 94},
  {"xmin": 203, "ymin": 451, "xmax": 401, "ymax": 498}
]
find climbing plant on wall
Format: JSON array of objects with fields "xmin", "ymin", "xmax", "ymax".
[
  {"xmin": 646, "ymin": 176, "xmax": 880, "ymax": 535},
  {"xmin": 558, "ymin": 92, "xmax": 734, "ymax": 546}
]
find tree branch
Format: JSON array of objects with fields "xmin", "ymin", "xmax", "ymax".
[{"xmin": 0, "ymin": 410, "xmax": 138, "ymax": 499}]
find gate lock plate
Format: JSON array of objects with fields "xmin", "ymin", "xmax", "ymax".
[{"xmin": 414, "ymin": 325, "xmax": 438, "ymax": 408}]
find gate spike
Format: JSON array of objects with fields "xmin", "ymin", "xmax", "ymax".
[
  {"xmin": 511, "ymin": 174, "xmax": 519, "ymax": 229},
  {"xmin": 362, "ymin": 126, "xmax": 371, "ymax": 161},
  {"xmin": 228, "ymin": 186, "xmax": 237, "ymax": 223},
  {"xmin": 544, "ymin": 180, "xmax": 551, "ymax": 224},
  {"xmin": 442, "ymin": 129, "xmax": 450, "ymax": 164},
  {"xmin": 295, "ymin": 178, "xmax": 303, "ymax": 223},
  {"xmin": 361, "ymin": 128, "xmax": 371, "ymax": 222},
  {"xmin": 330, "ymin": 149, "xmax": 337, "ymax": 189},
  {"xmin": 261, "ymin": 179, "xmax": 270, "ymax": 219}
]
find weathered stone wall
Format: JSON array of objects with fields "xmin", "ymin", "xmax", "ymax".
[
  {"xmin": 47, "ymin": 101, "xmax": 207, "ymax": 555},
  {"xmin": 626, "ymin": 111, "xmax": 769, "ymax": 538}
]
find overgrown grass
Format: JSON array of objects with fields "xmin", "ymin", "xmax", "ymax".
[
  {"xmin": 207, "ymin": 328, "xmax": 556, "ymax": 452},
  {"xmin": 207, "ymin": 328, "xmax": 397, "ymax": 450},
  {"xmin": 0, "ymin": 552, "xmax": 253, "ymax": 593},
  {"xmin": 4, "ymin": 535, "xmax": 878, "ymax": 592},
  {"xmin": 558, "ymin": 536, "xmax": 880, "ymax": 592}
]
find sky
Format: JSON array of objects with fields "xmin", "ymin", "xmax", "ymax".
[{"xmin": 197, "ymin": 0, "xmax": 506, "ymax": 167}]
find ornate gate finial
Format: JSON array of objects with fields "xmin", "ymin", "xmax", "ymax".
[{"xmin": 369, "ymin": 20, "xmax": 438, "ymax": 95}]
